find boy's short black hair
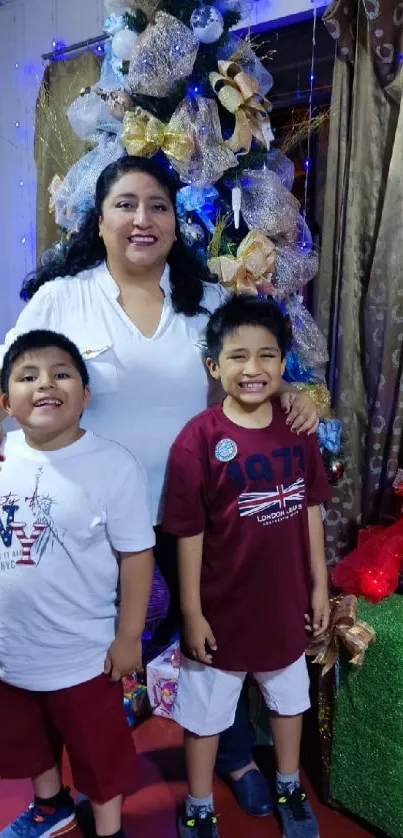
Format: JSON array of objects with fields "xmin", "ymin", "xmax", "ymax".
[
  {"xmin": 1, "ymin": 330, "xmax": 89, "ymax": 395},
  {"xmin": 206, "ymin": 294, "xmax": 293, "ymax": 361}
]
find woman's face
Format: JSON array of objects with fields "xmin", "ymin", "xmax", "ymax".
[{"xmin": 99, "ymin": 171, "xmax": 177, "ymax": 272}]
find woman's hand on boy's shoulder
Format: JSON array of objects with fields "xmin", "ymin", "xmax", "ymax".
[
  {"xmin": 183, "ymin": 612, "xmax": 217, "ymax": 666},
  {"xmin": 104, "ymin": 633, "xmax": 143, "ymax": 682},
  {"xmin": 281, "ymin": 391, "xmax": 319, "ymax": 435}
]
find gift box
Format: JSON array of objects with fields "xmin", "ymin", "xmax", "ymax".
[
  {"xmin": 146, "ymin": 640, "xmax": 180, "ymax": 719},
  {"xmin": 330, "ymin": 595, "xmax": 403, "ymax": 837},
  {"xmin": 306, "ymin": 595, "xmax": 375, "ymax": 803},
  {"xmin": 121, "ymin": 673, "xmax": 150, "ymax": 728}
]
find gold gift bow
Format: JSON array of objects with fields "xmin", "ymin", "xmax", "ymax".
[
  {"xmin": 208, "ymin": 231, "xmax": 276, "ymax": 295},
  {"xmin": 122, "ymin": 108, "xmax": 193, "ymax": 166},
  {"xmin": 306, "ymin": 595, "xmax": 376, "ymax": 677},
  {"xmin": 209, "ymin": 61, "xmax": 272, "ymax": 154}
]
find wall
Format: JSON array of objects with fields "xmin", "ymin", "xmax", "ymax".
[
  {"xmin": 0, "ymin": 0, "xmax": 326, "ymax": 339},
  {"xmin": 0, "ymin": 0, "xmax": 105, "ymax": 339}
]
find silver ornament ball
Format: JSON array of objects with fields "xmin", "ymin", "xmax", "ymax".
[{"xmin": 190, "ymin": 6, "xmax": 224, "ymax": 44}]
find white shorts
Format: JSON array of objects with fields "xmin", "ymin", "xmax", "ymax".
[{"xmin": 173, "ymin": 653, "xmax": 310, "ymax": 736}]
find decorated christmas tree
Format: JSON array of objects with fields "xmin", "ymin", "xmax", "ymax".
[{"xmin": 47, "ymin": 0, "xmax": 342, "ymax": 481}]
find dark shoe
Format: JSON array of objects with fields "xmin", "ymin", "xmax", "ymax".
[
  {"xmin": 177, "ymin": 807, "xmax": 219, "ymax": 838},
  {"xmin": 222, "ymin": 768, "xmax": 274, "ymax": 818},
  {"xmin": 277, "ymin": 787, "xmax": 319, "ymax": 837},
  {"xmin": 0, "ymin": 798, "xmax": 76, "ymax": 838}
]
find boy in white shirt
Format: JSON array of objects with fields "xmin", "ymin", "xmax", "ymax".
[{"xmin": 0, "ymin": 330, "xmax": 155, "ymax": 838}]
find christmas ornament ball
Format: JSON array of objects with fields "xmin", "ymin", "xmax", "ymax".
[
  {"xmin": 327, "ymin": 457, "xmax": 344, "ymax": 485},
  {"xmin": 190, "ymin": 6, "xmax": 224, "ymax": 44},
  {"xmin": 112, "ymin": 28, "xmax": 138, "ymax": 61}
]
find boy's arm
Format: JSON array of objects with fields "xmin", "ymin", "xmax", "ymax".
[
  {"xmin": 105, "ymin": 548, "xmax": 154, "ymax": 682},
  {"xmin": 306, "ymin": 505, "xmax": 330, "ymax": 637},
  {"xmin": 178, "ymin": 533, "xmax": 217, "ymax": 665}
]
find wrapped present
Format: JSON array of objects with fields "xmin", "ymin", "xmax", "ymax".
[
  {"xmin": 330, "ymin": 595, "xmax": 403, "ymax": 837},
  {"xmin": 306, "ymin": 595, "xmax": 375, "ymax": 803},
  {"xmin": 122, "ymin": 673, "xmax": 150, "ymax": 728},
  {"xmin": 332, "ymin": 518, "xmax": 403, "ymax": 603},
  {"xmin": 146, "ymin": 640, "xmax": 180, "ymax": 719},
  {"xmin": 393, "ymin": 468, "xmax": 403, "ymax": 497}
]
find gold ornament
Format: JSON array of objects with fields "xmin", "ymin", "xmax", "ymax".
[
  {"xmin": 208, "ymin": 231, "xmax": 276, "ymax": 295},
  {"xmin": 209, "ymin": 60, "xmax": 272, "ymax": 154},
  {"xmin": 122, "ymin": 108, "xmax": 194, "ymax": 169}
]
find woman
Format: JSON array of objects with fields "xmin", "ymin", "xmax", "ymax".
[{"xmin": 0, "ymin": 156, "xmax": 318, "ymax": 816}]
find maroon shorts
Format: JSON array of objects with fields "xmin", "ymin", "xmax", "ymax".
[{"xmin": 0, "ymin": 674, "xmax": 136, "ymax": 803}]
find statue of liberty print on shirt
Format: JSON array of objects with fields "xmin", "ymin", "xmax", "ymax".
[{"xmin": 0, "ymin": 467, "xmax": 67, "ymax": 567}]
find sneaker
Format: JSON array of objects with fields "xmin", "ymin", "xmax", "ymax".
[
  {"xmin": 0, "ymin": 800, "xmax": 77, "ymax": 838},
  {"xmin": 178, "ymin": 806, "xmax": 219, "ymax": 838},
  {"xmin": 277, "ymin": 787, "xmax": 319, "ymax": 837}
]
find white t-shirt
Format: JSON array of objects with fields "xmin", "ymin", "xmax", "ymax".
[
  {"xmin": 0, "ymin": 430, "xmax": 155, "ymax": 691},
  {"xmin": 1, "ymin": 262, "xmax": 227, "ymax": 524}
]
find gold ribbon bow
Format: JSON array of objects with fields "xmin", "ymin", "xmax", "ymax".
[
  {"xmin": 307, "ymin": 595, "xmax": 376, "ymax": 677},
  {"xmin": 122, "ymin": 107, "xmax": 193, "ymax": 167},
  {"xmin": 208, "ymin": 231, "xmax": 276, "ymax": 295},
  {"xmin": 209, "ymin": 61, "xmax": 272, "ymax": 154}
]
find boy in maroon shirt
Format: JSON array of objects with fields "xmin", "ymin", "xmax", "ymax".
[{"xmin": 163, "ymin": 295, "xmax": 331, "ymax": 838}]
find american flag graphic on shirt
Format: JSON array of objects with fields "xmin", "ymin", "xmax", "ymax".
[{"xmin": 238, "ymin": 477, "xmax": 305, "ymax": 518}]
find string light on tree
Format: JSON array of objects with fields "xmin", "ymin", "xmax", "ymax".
[{"xmin": 301, "ymin": 3, "xmax": 318, "ymax": 242}]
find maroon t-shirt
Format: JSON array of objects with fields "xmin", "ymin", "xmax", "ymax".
[{"xmin": 163, "ymin": 400, "xmax": 331, "ymax": 672}]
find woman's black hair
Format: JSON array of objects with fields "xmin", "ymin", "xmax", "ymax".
[{"xmin": 21, "ymin": 156, "xmax": 217, "ymax": 317}]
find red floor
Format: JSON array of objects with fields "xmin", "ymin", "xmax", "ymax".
[{"xmin": 0, "ymin": 716, "xmax": 379, "ymax": 837}]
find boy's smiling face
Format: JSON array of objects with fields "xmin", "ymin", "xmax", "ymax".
[
  {"xmin": 207, "ymin": 324, "xmax": 286, "ymax": 407},
  {"xmin": 2, "ymin": 347, "xmax": 90, "ymax": 444}
]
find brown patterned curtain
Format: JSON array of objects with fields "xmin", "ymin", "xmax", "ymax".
[
  {"xmin": 316, "ymin": 0, "xmax": 403, "ymax": 563},
  {"xmin": 35, "ymin": 52, "xmax": 101, "ymax": 259}
]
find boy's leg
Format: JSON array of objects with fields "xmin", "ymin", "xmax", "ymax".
[
  {"xmin": 256, "ymin": 655, "xmax": 319, "ymax": 837},
  {"xmin": 91, "ymin": 798, "xmax": 123, "ymax": 837},
  {"xmin": 46, "ymin": 674, "xmax": 136, "ymax": 838},
  {"xmin": 185, "ymin": 731, "xmax": 219, "ymax": 809},
  {"xmin": 0, "ymin": 681, "xmax": 76, "ymax": 838},
  {"xmin": 173, "ymin": 657, "xmax": 244, "ymax": 836},
  {"xmin": 215, "ymin": 681, "xmax": 273, "ymax": 818},
  {"xmin": 269, "ymin": 713, "xmax": 303, "ymax": 792}
]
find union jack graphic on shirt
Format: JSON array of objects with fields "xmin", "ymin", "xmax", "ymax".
[{"xmin": 238, "ymin": 477, "xmax": 305, "ymax": 518}]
